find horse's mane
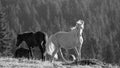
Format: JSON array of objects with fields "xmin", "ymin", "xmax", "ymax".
[{"xmin": 70, "ymin": 26, "xmax": 76, "ymax": 30}]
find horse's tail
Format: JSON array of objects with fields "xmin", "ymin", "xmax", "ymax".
[
  {"xmin": 42, "ymin": 32, "xmax": 48, "ymax": 46},
  {"xmin": 44, "ymin": 35, "xmax": 58, "ymax": 59},
  {"xmin": 44, "ymin": 35, "xmax": 52, "ymax": 57},
  {"xmin": 59, "ymin": 48, "xmax": 75, "ymax": 63},
  {"xmin": 45, "ymin": 33, "xmax": 48, "ymax": 45},
  {"xmin": 42, "ymin": 32, "xmax": 49, "ymax": 56}
]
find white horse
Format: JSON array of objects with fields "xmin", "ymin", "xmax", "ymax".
[{"xmin": 44, "ymin": 20, "xmax": 84, "ymax": 63}]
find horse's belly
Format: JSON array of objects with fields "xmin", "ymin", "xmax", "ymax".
[
  {"xmin": 59, "ymin": 40, "xmax": 76, "ymax": 49},
  {"xmin": 62, "ymin": 45, "xmax": 75, "ymax": 49}
]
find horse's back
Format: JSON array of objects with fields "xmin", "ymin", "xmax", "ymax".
[
  {"xmin": 22, "ymin": 32, "xmax": 34, "ymax": 38},
  {"xmin": 34, "ymin": 31, "xmax": 46, "ymax": 42},
  {"xmin": 55, "ymin": 31, "xmax": 77, "ymax": 40}
]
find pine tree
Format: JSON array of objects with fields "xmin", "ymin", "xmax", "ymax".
[{"xmin": 0, "ymin": 7, "xmax": 12, "ymax": 57}]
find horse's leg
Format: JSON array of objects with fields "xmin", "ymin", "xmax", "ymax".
[
  {"xmin": 75, "ymin": 47, "xmax": 80, "ymax": 61},
  {"xmin": 64, "ymin": 49, "xmax": 69, "ymax": 60},
  {"xmin": 28, "ymin": 52, "xmax": 30, "ymax": 59},
  {"xmin": 51, "ymin": 46, "xmax": 60, "ymax": 62},
  {"xmin": 42, "ymin": 41, "xmax": 46, "ymax": 61},
  {"xmin": 76, "ymin": 45, "xmax": 82, "ymax": 61},
  {"xmin": 29, "ymin": 47, "xmax": 33, "ymax": 59},
  {"xmin": 43, "ymin": 51, "xmax": 47, "ymax": 60},
  {"xmin": 78, "ymin": 36, "xmax": 83, "ymax": 60},
  {"xmin": 39, "ymin": 45, "xmax": 44, "ymax": 61},
  {"xmin": 78, "ymin": 46, "xmax": 81, "ymax": 60}
]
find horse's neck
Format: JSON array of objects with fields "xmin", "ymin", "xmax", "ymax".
[
  {"xmin": 70, "ymin": 28, "xmax": 83, "ymax": 43},
  {"xmin": 79, "ymin": 29, "xmax": 83, "ymax": 36},
  {"xmin": 70, "ymin": 29, "xmax": 79, "ymax": 37}
]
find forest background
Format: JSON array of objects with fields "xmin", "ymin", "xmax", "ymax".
[{"xmin": 0, "ymin": 0, "xmax": 120, "ymax": 65}]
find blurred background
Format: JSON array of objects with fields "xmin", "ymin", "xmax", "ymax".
[{"xmin": 0, "ymin": 0, "xmax": 120, "ymax": 65}]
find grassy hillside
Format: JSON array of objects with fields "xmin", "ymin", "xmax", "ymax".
[
  {"xmin": 0, "ymin": 0, "xmax": 120, "ymax": 65},
  {"xmin": 0, "ymin": 57, "xmax": 119, "ymax": 68}
]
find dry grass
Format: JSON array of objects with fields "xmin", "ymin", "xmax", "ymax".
[{"xmin": 0, "ymin": 57, "xmax": 119, "ymax": 68}]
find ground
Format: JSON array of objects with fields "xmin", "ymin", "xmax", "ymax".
[{"xmin": 0, "ymin": 57, "xmax": 119, "ymax": 68}]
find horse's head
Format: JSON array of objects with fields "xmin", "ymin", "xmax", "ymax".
[
  {"xmin": 76, "ymin": 20, "xmax": 84, "ymax": 29},
  {"xmin": 71, "ymin": 20, "xmax": 84, "ymax": 31},
  {"xmin": 70, "ymin": 20, "xmax": 84, "ymax": 35},
  {"xmin": 16, "ymin": 34, "xmax": 23, "ymax": 47}
]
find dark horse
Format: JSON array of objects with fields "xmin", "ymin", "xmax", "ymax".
[
  {"xmin": 14, "ymin": 47, "xmax": 30, "ymax": 59},
  {"xmin": 16, "ymin": 31, "xmax": 48, "ymax": 61}
]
